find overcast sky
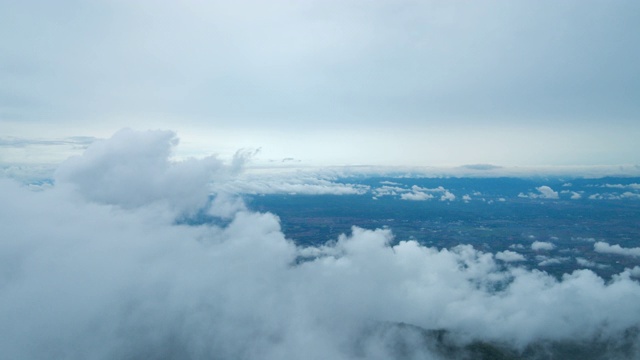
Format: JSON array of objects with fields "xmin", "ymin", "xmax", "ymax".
[{"xmin": 2, "ymin": 0, "xmax": 639, "ymax": 166}]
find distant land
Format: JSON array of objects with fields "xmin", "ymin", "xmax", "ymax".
[{"xmin": 247, "ymin": 176, "xmax": 640, "ymax": 280}]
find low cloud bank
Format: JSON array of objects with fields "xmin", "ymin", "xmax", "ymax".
[
  {"xmin": 214, "ymin": 175, "xmax": 369, "ymax": 196},
  {"xmin": 1, "ymin": 130, "xmax": 640, "ymax": 359}
]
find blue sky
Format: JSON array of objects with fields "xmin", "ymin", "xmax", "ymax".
[{"xmin": 2, "ymin": 0, "xmax": 640, "ymax": 166}]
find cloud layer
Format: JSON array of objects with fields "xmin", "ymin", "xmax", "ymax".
[
  {"xmin": 1, "ymin": 130, "xmax": 640, "ymax": 359},
  {"xmin": 2, "ymin": 0, "xmax": 640, "ymax": 166}
]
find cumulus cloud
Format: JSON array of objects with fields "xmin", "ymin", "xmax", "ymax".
[
  {"xmin": 54, "ymin": 128, "xmax": 225, "ymax": 214},
  {"xmin": 400, "ymin": 191, "xmax": 434, "ymax": 201},
  {"xmin": 535, "ymin": 186, "xmax": 559, "ymax": 199},
  {"xmin": 538, "ymin": 257, "xmax": 569, "ymax": 267},
  {"xmin": 215, "ymin": 175, "xmax": 369, "ymax": 196},
  {"xmin": 1, "ymin": 130, "xmax": 640, "ymax": 359},
  {"xmin": 531, "ymin": 241, "xmax": 556, "ymax": 251},
  {"xmin": 379, "ymin": 180, "xmax": 401, "ymax": 186},
  {"xmin": 399, "ymin": 185, "xmax": 454, "ymax": 202},
  {"xmin": 594, "ymin": 242, "xmax": 640, "ymax": 257},
  {"xmin": 518, "ymin": 185, "xmax": 560, "ymax": 200},
  {"xmin": 440, "ymin": 190, "xmax": 456, "ymax": 201},
  {"xmin": 495, "ymin": 250, "xmax": 526, "ymax": 262},
  {"xmin": 622, "ymin": 191, "xmax": 640, "ymax": 200},
  {"xmin": 589, "ymin": 191, "xmax": 640, "ymax": 200},
  {"xmin": 374, "ymin": 185, "xmax": 408, "ymax": 197}
]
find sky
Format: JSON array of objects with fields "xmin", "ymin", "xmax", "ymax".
[{"xmin": 1, "ymin": 0, "xmax": 640, "ymax": 166}]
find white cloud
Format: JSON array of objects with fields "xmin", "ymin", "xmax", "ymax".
[
  {"xmin": 603, "ymin": 183, "xmax": 640, "ymax": 190},
  {"xmin": 399, "ymin": 185, "xmax": 455, "ymax": 201},
  {"xmin": 1, "ymin": 130, "xmax": 640, "ymax": 359},
  {"xmin": 400, "ymin": 191, "xmax": 434, "ymax": 201},
  {"xmin": 622, "ymin": 191, "xmax": 640, "ymax": 199},
  {"xmin": 538, "ymin": 257, "xmax": 568, "ymax": 267},
  {"xmin": 216, "ymin": 175, "xmax": 369, "ymax": 196},
  {"xmin": 208, "ymin": 193, "xmax": 248, "ymax": 219},
  {"xmin": 374, "ymin": 185, "xmax": 409, "ymax": 197},
  {"xmin": 495, "ymin": 250, "xmax": 526, "ymax": 262},
  {"xmin": 576, "ymin": 258, "xmax": 608, "ymax": 269},
  {"xmin": 380, "ymin": 181, "xmax": 401, "ymax": 186},
  {"xmin": 518, "ymin": 186, "xmax": 560, "ymax": 200},
  {"xmin": 594, "ymin": 242, "xmax": 640, "ymax": 257},
  {"xmin": 54, "ymin": 128, "xmax": 226, "ymax": 214},
  {"xmin": 588, "ymin": 191, "xmax": 640, "ymax": 200},
  {"xmin": 531, "ymin": 241, "xmax": 555, "ymax": 251},
  {"xmin": 440, "ymin": 190, "xmax": 456, "ymax": 202},
  {"xmin": 535, "ymin": 186, "xmax": 559, "ymax": 199}
]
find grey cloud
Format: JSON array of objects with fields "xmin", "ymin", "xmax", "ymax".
[
  {"xmin": 2, "ymin": 0, "xmax": 639, "ymax": 128},
  {"xmin": 576, "ymin": 257, "xmax": 609, "ymax": 270},
  {"xmin": 459, "ymin": 164, "xmax": 502, "ymax": 171},
  {"xmin": 0, "ymin": 136, "xmax": 97, "ymax": 148},
  {"xmin": 538, "ymin": 257, "xmax": 569, "ymax": 267}
]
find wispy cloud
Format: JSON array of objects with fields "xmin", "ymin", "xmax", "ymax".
[{"xmin": 0, "ymin": 136, "xmax": 97, "ymax": 148}]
